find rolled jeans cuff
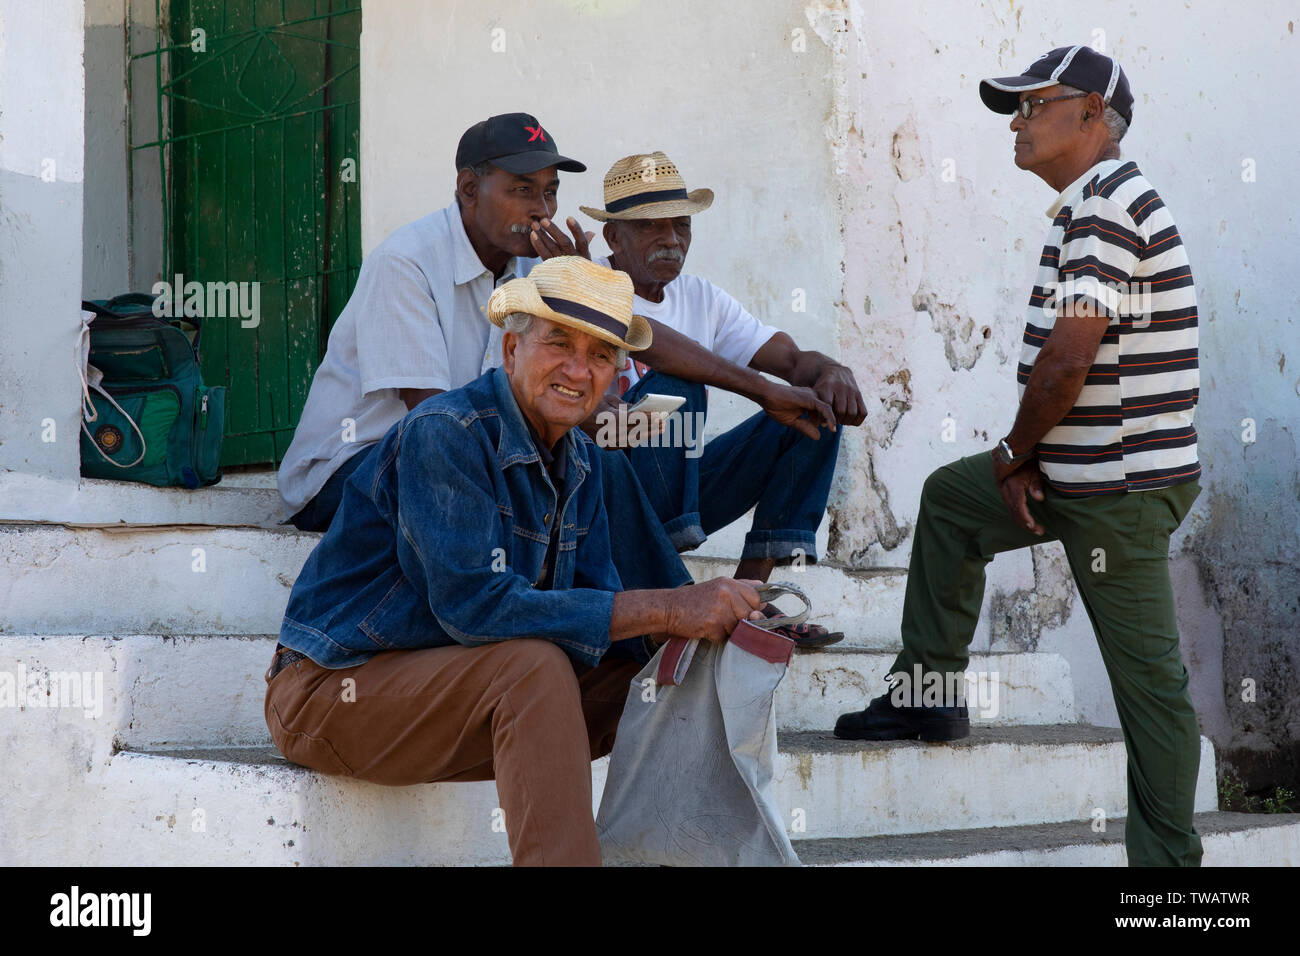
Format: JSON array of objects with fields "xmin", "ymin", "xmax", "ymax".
[
  {"xmin": 663, "ymin": 513, "xmax": 707, "ymax": 553},
  {"xmin": 740, "ymin": 530, "xmax": 818, "ymax": 565}
]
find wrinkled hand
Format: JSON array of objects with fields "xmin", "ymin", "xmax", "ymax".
[
  {"xmin": 664, "ymin": 578, "xmax": 765, "ymax": 643},
  {"xmin": 811, "ymin": 364, "xmax": 867, "ymax": 426},
  {"xmin": 993, "ymin": 451, "xmax": 1046, "ymax": 535},
  {"xmin": 760, "ymin": 382, "xmax": 837, "ymax": 440},
  {"xmin": 530, "ymin": 216, "xmax": 594, "ymax": 260}
]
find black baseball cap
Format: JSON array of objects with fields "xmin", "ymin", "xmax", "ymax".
[
  {"xmin": 980, "ymin": 45, "xmax": 1134, "ymax": 126},
  {"xmin": 454, "ymin": 112, "xmax": 586, "ymax": 175}
]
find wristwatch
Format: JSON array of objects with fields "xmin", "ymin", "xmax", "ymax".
[{"xmin": 994, "ymin": 437, "xmax": 1032, "ymax": 466}]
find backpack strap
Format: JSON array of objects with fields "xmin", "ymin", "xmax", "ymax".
[{"xmin": 78, "ymin": 362, "xmax": 147, "ymax": 469}]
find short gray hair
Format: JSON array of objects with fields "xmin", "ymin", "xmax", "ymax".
[
  {"xmin": 1057, "ymin": 84, "xmax": 1127, "ymax": 145},
  {"xmin": 1101, "ymin": 105, "xmax": 1129, "ymax": 144},
  {"xmin": 502, "ymin": 311, "xmax": 628, "ymax": 368},
  {"xmin": 502, "ymin": 311, "xmax": 535, "ymax": 337}
]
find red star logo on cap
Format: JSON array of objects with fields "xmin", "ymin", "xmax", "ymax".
[{"xmin": 525, "ymin": 125, "xmax": 546, "ymax": 142}]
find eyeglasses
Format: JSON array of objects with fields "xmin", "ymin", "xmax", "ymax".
[{"xmin": 1017, "ymin": 91, "xmax": 1088, "ymax": 120}]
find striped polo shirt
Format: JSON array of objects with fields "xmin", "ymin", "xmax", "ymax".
[{"xmin": 1018, "ymin": 159, "xmax": 1200, "ymax": 496}]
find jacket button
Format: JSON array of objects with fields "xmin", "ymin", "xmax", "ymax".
[{"xmin": 544, "ymin": 512, "xmax": 551, "ymax": 525}]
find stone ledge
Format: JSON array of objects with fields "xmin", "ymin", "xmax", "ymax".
[
  {"xmin": 82, "ymin": 726, "xmax": 1216, "ymax": 863},
  {"xmin": 0, "ymin": 470, "xmax": 288, "ymax": 529}
]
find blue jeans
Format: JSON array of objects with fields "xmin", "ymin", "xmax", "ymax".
[
  {"xmin": 288, "ymin": 443, "xmax": 377, "ymax": 532},
  {"xmin": 620, "ymin": 371, "xmax": 842, "ymax": 563},
  {"xmin": 596, "ymin": 448, "xmax": 697, "ymax": 588}
]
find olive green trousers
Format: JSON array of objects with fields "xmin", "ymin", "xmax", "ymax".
[{"xmin": 891, "ymin": 452, "xmax": 1203, "ymax": 867}]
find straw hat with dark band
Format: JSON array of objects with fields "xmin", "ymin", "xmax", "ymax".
[
  {"xmin": 579, "ymin": 151, "xmax": 713, "ymax": 222},
  {"xmin": 487, "ymin": 256, "xmax": 652, "ymax": 352}
]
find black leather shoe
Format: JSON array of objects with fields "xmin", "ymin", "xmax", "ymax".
[{"xmin": 834, "ymin": 690, "xmax": 970, "ymax": 742}]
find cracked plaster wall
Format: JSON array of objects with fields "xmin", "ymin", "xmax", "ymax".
[{"xmin": 817, "ymin": 0, "xmax": 1298, "ymax": 776}]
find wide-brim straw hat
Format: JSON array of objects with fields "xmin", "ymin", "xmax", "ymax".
[
  {"xmin": 579, "ymin": 151, "xmax": 713, "ymax": 222},
  {"xmin": 487, "ymin": 256, "xmax": 652, "ymax": 352}
]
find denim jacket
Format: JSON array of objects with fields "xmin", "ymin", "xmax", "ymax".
[{"xmin": 280, "ymin": 366, "xmax": 631, "ymax": 669}]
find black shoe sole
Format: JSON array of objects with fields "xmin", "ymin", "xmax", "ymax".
[{"xmin": 834, "ymin": 718, "xmax": 971, "ymax": 743}]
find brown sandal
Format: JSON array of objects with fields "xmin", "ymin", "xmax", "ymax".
[{"xmin": 751, "ymin": 582, "xmax": 844, "ymax": 651}]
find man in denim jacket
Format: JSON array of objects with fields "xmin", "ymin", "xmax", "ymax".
[{"xmin": 265, "ymin": 256, "xmax": 765, "ymax": 866}]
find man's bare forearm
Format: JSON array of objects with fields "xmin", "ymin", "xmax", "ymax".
[
  {"xmin": 609, "ymin": 589, "xmax": 675, "ymax": 642},
  {"xmin": 750, "ymin": 332, "xmax": 834, "ymax": 386},
  {"xmin": 1004, "ymin": 304, "xmax": 1110, "ymax": 457},
  {"xmin": 786, "ymin": 349, "xmax": 842, "ymax": 389},
  {"xmin": 640, "ymin": 318, "xmax": 774, "ymax": 404},
  {"xmin": 401, "ymin": 387, "xmax": 444, "ymax": 411},
  {"xmin": 609, "ymin": 579, "xmax": 763, "ymax": 645},
  {"xmin": 1004, "ymin": 359, "xmax": 1091, "ymax": 455}
]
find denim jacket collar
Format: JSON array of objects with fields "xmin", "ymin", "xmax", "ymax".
[{"xmin": 489, "ymin": 365, "xmax": 591, "ymax": 482}]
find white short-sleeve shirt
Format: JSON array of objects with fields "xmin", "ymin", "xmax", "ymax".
[
  {"xmin": 594, "ymin": 256, "xmax": 780, "ymax": 395},
  {"xmin": 277, "ymin": 203, "xmax": 537, "ymax": 515}
]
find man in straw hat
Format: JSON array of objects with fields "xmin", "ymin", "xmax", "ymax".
[
  {"xmin": 569, "ymin": 151, "xmax": 866, "ymax": 647},
  {"xmin": 278, "ymin": 111, "xmax": 598, "ymax": 532},
  {"xmin": 266, "ymin": 255, "xmax": 767, "ymax": 866},
  {"xmin": 835, "ymin": 46, "xmax": 1204, "ymax": 866}
]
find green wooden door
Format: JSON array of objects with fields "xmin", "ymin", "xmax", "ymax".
[{"xmin": 164, "ymin": 0, "xmax": 361, "ymax": 466}]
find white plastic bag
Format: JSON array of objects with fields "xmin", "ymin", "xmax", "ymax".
[{"xmin": 596, "ymin": 584, "xmax": 805, "ymax": 867}]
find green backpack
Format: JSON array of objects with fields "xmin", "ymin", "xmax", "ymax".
[{"xmin": 79, "ymin": 293, "xmax": 227, "ymax": 488}]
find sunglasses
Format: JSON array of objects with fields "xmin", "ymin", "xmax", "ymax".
[{"xmin": 1017, "ymin": 91, "xmax": 1089, "ymax": 119}]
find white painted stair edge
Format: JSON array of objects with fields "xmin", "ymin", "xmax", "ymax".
[{"xmin": 44, "ymin": 729, "xmax": 1218, "ymax": 867}]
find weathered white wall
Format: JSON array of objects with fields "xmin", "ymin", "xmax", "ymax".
[
  {"xmin": 0, "ymin": 0, "xmax": 86, "ymax": 480},
  {"xmin": 359, "ymin": 0, "xmax": 1298, "ymax": 765}
]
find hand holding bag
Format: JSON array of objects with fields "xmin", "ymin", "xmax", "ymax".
[{"xmin": 596, "ymin": 582, "xmax": 808, "ymax": 867}]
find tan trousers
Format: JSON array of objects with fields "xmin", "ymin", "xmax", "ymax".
[{"xmin": 263, "ymin": 639, "xmax": 641, "ymax": 866}]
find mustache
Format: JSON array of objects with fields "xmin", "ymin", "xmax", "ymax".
[{"xmin": 647, "ymin": 248, "xmax": 684, "ymax": 264}]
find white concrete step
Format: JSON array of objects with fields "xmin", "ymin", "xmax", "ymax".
[
  {"xmin": 795, "ymin": 812, "xmax": 1300, "ymax": 866},
  {"xmin": 75, "ymin": 727, "xmax": 1218, "ymax": 866},
  {"xmin": 0, "ymin": 523, "xmax": 316, "ymax": 636},
  {"xmin": 0, "ymin": 471, "xmax": 285, "ymax": 529},
  {"xmin": 0, "ymin": 524, "xmax": 909, "ymax": 647},
  {"xmin": 0, "ymin": 635, "xmax": 1073, "ymax": 763},
  {"xmin": 784, "ymin": 645, "xmax": 1074, "ymax": 729},
  {"xmin": 778, "ymin": 728, "xmax": 1216, "ymax": 841}
]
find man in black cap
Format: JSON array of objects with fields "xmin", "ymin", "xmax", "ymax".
[
  {"xmin": 835, "ymin": 46, "xmax": 1206, "ymax": 867},
  {"xmin": 278, "ymin": 112, "xmax": 594, "ymax": 530}
]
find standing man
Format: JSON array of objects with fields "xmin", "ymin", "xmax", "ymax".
[
  {"xmin": 835, "ymin": 47, "xmax": 1205, "ymax": 867},
  {"xmin": 277, "ymin": 112, "xmax": 591, "ymax": 531},
  {"xmin": 266, "ymin": 257, "xmax": 765, "ymax": 866},
  {"xmin": 573, "ymin": 152, "xmax": 867, "ymax": 646}
]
